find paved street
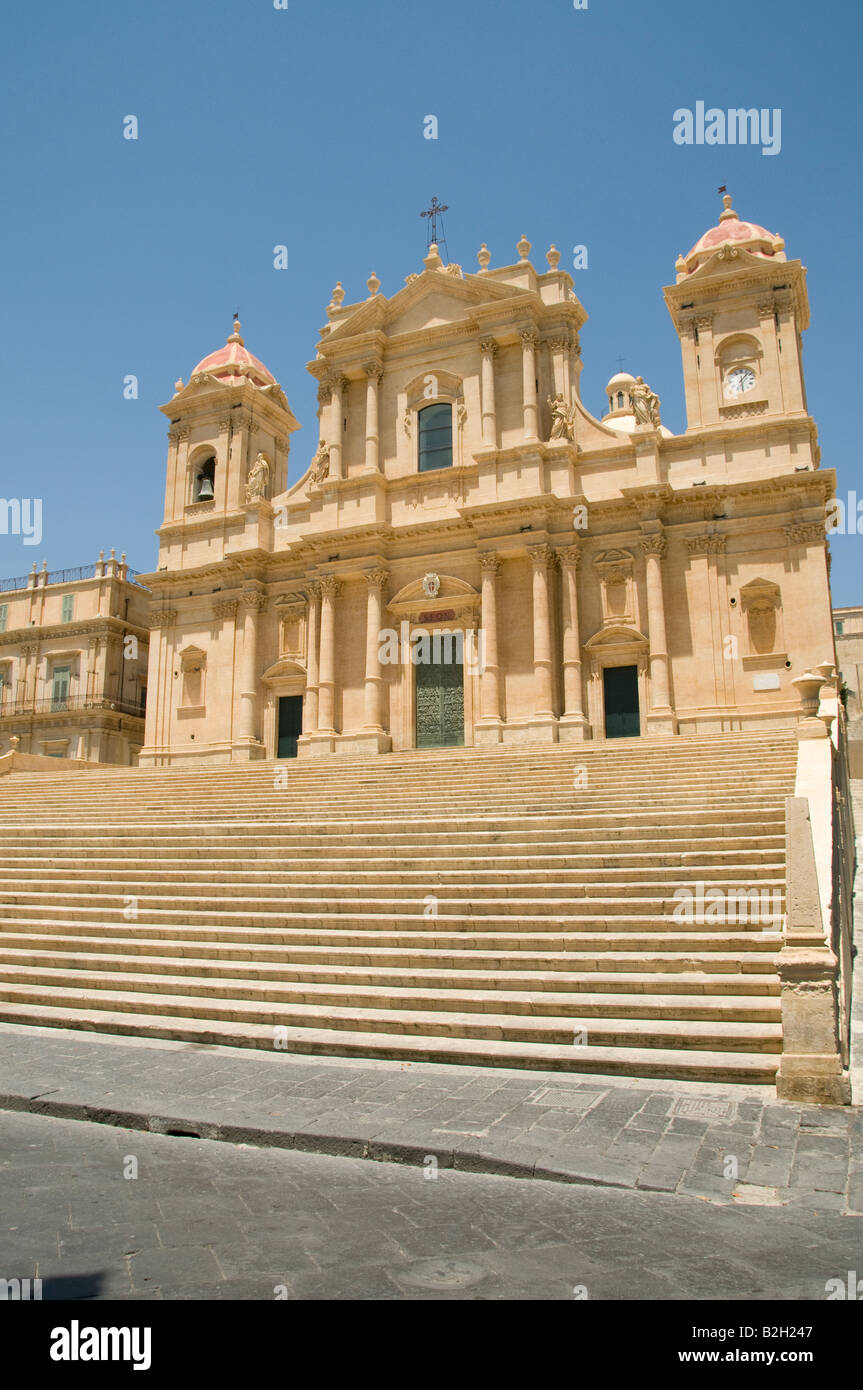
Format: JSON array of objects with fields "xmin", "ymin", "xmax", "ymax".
[
  {"xmin": 1, "ymin": 1108, "xmax": 861, "ymax": 1301},
  {"xmin": 1, "ymin": 1026, "xmax": 862, "ymax": 1212}
]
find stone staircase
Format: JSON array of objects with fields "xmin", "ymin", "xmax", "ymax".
[{"xmin": 0, "ymin": 732, "xmax": 799, "ymax": 1083}]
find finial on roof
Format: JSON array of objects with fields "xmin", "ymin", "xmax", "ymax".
[
  {"xmin": 517, "ymin": 233, "xmax": 531, "ymax": 263},
  {"xmin": 546, "ymin": 244, "xmax": 560, "ymax": 270},
  {"xmin": 174, "ymin": 377, "xmax": 184, "ymax": 393},
  {"xmin": 424, "ymin": 243, "xmax": 443, "ymax": 271},
  {"xmin": 477, "ymin": 243, "xmax": 491, "ymax": 272},
  {"xmin": 228, "ymin": 316, "xmax": 244, "ymax": 344},
  {"xmin": 330, "ymin": 281, "xmax": 345, "ymax": 308},
  {"xmin": 367, "ymin": 271, "xmax": 381, "ymax": 297},
  {"xmin": 719, "ymin": 193, "xmax": 738, "ymax": 223}
]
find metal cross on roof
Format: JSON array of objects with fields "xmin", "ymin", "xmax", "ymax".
[{"xmin": 420, "ymin": 197, "xmax": 449, "ymax": 258}]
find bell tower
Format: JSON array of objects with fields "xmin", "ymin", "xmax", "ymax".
[
  {"xmin": 157, "ymin": 318, "xmax": 300, "ymax": 573},
  {"xmin": 664, "ymin": 195, "xmax": 810, "ymax": 432}
]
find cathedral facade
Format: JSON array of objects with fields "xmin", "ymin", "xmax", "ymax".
[{"xmin": 138, "ymin": 197, "xmax": 835, "ymax": 766}]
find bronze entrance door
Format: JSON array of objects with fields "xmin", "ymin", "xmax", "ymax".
[{"xmin": 415, "ymin": 654, "xmax": 465, "ymax": 749}]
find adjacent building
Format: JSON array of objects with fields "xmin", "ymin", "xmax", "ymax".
[
  {"xmin": 139, "ymin": 195, "xmax": 837, "ymax": 766},
  {"xmin": 0, "ymin": 553, "xmax": 150, "ymax": 764}
]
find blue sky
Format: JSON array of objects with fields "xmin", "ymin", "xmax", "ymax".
[{"xmin": 2, "ymin": 0, "xmax": 861, "ymax": 601}]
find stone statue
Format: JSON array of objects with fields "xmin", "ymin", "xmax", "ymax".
[
  {"xmin": 309, "ymin": 441, "xmax": 330, "ymax": 485},
  {"xmin": 548, "ymin": 394, "xmax": 576, "ymax": 441},
  {"xmin": 630, "ymin": 377, "xmax": 661, "ymax": 428},
  {"xmin": 245, "ymin": 453, "xmax": 270, "ymax": 502}
]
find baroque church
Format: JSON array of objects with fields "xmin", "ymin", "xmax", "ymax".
[{"xmin": 138, "ymin": 195, "xmax": 834, "ymax": 766}]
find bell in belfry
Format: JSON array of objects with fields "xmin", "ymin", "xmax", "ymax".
[{"xmin": 196, "ymin": 473, "xmax": 214, "ymax": 501}]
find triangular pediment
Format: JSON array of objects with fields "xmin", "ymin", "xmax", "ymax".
[
  {"xmin": 584, "ymin": 624, "xmax": 648, "ymax": 650},
  {"xmin": 323, "ymin": 270, "xmax": 527, "ymax": 345}
]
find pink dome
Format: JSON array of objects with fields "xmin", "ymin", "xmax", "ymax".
[
  {"xmin": 678, "ymin": 195, "xmax": 785, "ymax": 276},
  {"xmin": 191, "ymin": 319, "xmax": 275, "ymax": 387}
]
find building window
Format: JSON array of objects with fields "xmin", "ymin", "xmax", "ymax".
[
  {"xmin": 0, "ymin": 604, "xmax": 7, "ymax": 633},
  {"xmin": 836, "ymin": 620, "xmax": 845, "ymax": 636},
  {"xmin": 418, "ymin": 403, "xmax": 453, "ymax": 473},
  {"xmin": 61, "ymin": 594, "xmax": 74, "ymax": 623},
  {"xmin": 193, "ymin": 456, "xmax": 216, "ymax": 502},
  {"xmin": 617, "ymin": 391, "xmax": 625, "ymax": 409},
  {"xmin": 51, "ymin": 665, "xmax": 71, "ymax": 711}
]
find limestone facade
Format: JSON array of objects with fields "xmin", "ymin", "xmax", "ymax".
[
  {"xmin": 0, "ymin": 554, "xmax": 149, "ymax": 764},
  {"xmin": 139, "ymin": 198, "xmax": 837, "ymax": 766}
]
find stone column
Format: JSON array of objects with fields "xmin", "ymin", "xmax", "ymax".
[
  {"xmin": 639, "ymin": 531, "xmax": 676, "ymax": 734},
  {"xmin": 303, "ymin": 582, "xmax": 321, "ymax": 735},
  {"xmin": 557, "ymin": 544, "xmax": 589, "ymax": 739},
  {"xmin": 238, "ymin": 589, "xmax": 266, "ymax": 746},
  {"xmin": 520, "ymin": 330, "xmax": 538, "ymax": 440},
  {"xmin": 477, "ymin": 553, "xmax": 502, "ymax": 732},
  {"xmin": 329, "ymin": 376, "xmax": 347, "ymax": 480},
  {"xmin": 480, "ymin": 339, "xmax": 497, "ymax": 447},
  {"xmin": 548, "ymin": 337, "xmax": 567, "ymax": 398},
  {"xmin": 364, "ymin": 570, "xmax": 389, "ymax": 729},
  {"xmin": 364, "ymin": 364, "xmax": 383, "ymax": 472},
  {"xmin": 317, "ymin": 576, "xmax": 341, "ymax": 735},
  {"xmin": 528, "ymin": 545, "xmax": 557, "ymax": 738}
]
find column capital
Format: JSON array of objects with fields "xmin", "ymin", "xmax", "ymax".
[
  {"xmin": 240, "ymin": 589, "xmax": 267, "ymax": 612},
  {"xmin": 363, "ymin": 361, "xmax": 384, "ymax": 382},
  {"xmin": 556, "ymin": 543, "xmax": 582, "ymax": 570},
  {"xmin": 319, "ymin": 575, "xmax": 342, "ymax": 598},
  {"xmin": 479, "ymin": 337, "xmax": 498, "ymax": 357},
  {"xmin": 305, "ymin": 580, "xmax": 322, "ymax": 600},
  {"xmin": 478, "ymin": 552, "xmax": 501, "ymax": 575},
  {"xmin": 213, "ymin": 598, "xmax": 239, "ymax": 620},
  {"xmin": 639, "ymin": 533, "xmax": 667, "ymax": 559},
  {"xmin": 684, "ymin": 532, "xmax": 726, "ymax": 555},
  {"xmin": 148, "ymin": 608, "xmax": 177, "ymax": 629},
  {"xmin": 365, "ymin": 568, "xmax": 389, "ymax": 591},
  {"xmin": 519, "ymin": 327, "xmax": 539, "ymax": 349},
  {"xmin": 784, "ymin": 521, "xmax": 825, "ymax": 546},
  {"xmin": 528, "ymin": 543, "xmax": 557, "ymax": 569}
]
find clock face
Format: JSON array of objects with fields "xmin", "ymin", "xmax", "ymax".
[{"xmin": 724, "ymin": 366, "xmax": 756, "ymax": 398}]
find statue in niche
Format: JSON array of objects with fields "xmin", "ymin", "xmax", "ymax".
[
  {"xmin": 548, "ymin": 394, "xmax": 576, "ymax": 441},
  {"xmin": 309, "ymin": 441, "xmax": 330, "ymax": 486},
  {"xmin": 630, "ymin": 377, "xmax": 662, "ymax": 428},
  {"xmin": 245, "ymin": 453, "xmax": 270, "ymax": 501}
]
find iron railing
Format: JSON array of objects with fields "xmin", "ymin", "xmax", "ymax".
[
  {"xmin": 0, "ymin": 696, "xmax": 146, "ymax": 719},
  {"xmin": 0, "ymin": 564, "xmax": 149, "ymax": 593}
]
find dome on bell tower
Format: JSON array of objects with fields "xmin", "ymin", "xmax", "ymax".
[
  {"xmin": 189, "ymin": 318, "xmax": 276, "ymax": 388},
  {"xmin": 675, "ymin": 194, "xmax": 786, "ymax": 279}
]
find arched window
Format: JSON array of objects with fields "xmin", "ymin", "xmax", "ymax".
[
  {"xmin": 193, "ymin": 456, "xmax": 215, "ymax": 502},
  {"xmin": 617, "ymin": 391, "xmax": 624, "ymax": 409},
  {"xmin": 418, "ymin": 403, "xmax": 453, "ymax": 473}
]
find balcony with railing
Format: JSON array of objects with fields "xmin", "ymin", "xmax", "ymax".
[
  {"xmin": 0, "ymin": 695, "xmax": 147, "ymax": 719},
  {"xmin": 0, "ymin": 556, "xmax": 148, "ymax": 594}
]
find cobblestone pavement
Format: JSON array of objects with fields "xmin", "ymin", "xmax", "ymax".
[
  {"xmin": 1, "ymin": 1109, "xmax": 861, "ymax": 1301},
  {"xmin": 1, "ymin": 1027, "xmax": 862, "ymax": 1214}
]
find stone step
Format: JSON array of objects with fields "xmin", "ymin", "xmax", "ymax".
[
  {"xmin": 0, "ymin": 849, "xmax": 786, "ymax": 870},
  {"xmin": 0, "ymin": 980, "xmax": 784, "ymax": 1051},
  {"xmin": 0, "ymin": 900, "xmax": 784, "ymax": 930},
  {"xmin": 0, "ymin": 932, "xmax": 779, "ymax": 973},
  {"xmin": 0, "ymin": 999, "xmax": 781, "ymax": 1083},
  {"xmin": 0, "ymin": 882, "xmax": 786, "ymax": 911},
  {"xmin": 0, "ymin": 865, "xmax": 787, "ymax": 888},
  {"xmin": 0, "ymin": 962, "xmax": 779, "ymax": 1022},
  {"xmin": 0, "ymin": 915, "xmax": 781, "ymax": 952},
  {"xmin": 0, "ymin": 947, "xmax": 779, "ymax": 994}
]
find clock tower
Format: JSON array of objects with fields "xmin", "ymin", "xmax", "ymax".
[{"xmin": 664, "ymin": 194, "xmax": 810, "ymax": 432}]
